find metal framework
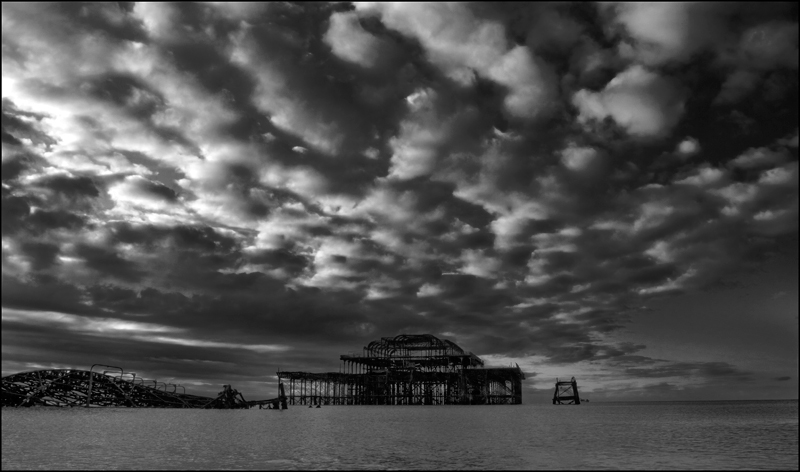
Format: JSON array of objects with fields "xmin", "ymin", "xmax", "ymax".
[
  {"xmin": 552, "ymin": 377, "xmax": 581, "ymax": 405},
  {"xmin": 2, "ymin": 367, "xmax": 287, "ymax": 409},
  {"xmin": 278, "ymin": 334, "xmax": 525, "ymax": 405}
]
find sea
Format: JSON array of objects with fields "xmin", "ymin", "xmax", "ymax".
[{"xmin": 2, "ymin": 400, "xmax": 797, "ymax": 470}]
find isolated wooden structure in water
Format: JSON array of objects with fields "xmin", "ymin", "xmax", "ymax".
[
  {"xmin": 278, "ymin": 334, "xmax": 526, "ymax": 405},
  {"xmin": 552, "ymin": 377, "xmax": 581, "ymax": 405}
]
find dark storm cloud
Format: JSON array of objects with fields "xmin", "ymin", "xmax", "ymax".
[
  {"xmin": 109, "ymin": 222, "xmax": 236, "ymax": 253},
  {"xmin": 17, "ymin": 241, "xmax": 60, "ymax": 271},
  {"xmin": 2, "ymin": 100, "xmax": 56, "ymax": 148},
  {"xmin": 1, "ymin": 149, "xmax": 46, "ymax": 182},
  {"xmin": 74, "ymin": 244, "xmax": 144, "ymax": 283},
  {"xmin": 2, "ymin": 275, "xmax": 92, "ymax": 317},
  {"xmin": 27, "ymin": 210, "xmax": 88, "ymax": 236},
  {"xmin": 36, "ymin": 175, "xmax": 100, "ymax": 200},
  {"xmin": 81, "ymin": 73, "xmax": 166, "ymax": 120},
  {"xmin": 2, "ymin": 2, "xmax": 797, "ymax": 398},
  {"xmin": 1, "ymin": 188, "xmax": 32, "ymax": 235}
]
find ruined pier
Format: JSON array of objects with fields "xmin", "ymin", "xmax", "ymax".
[{"xmin": 278, "ymin": 334, "xmax": 525, "ymax": 405}]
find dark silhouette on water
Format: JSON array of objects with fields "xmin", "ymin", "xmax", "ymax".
[
  {"xmin": 553, "ymin": 377, "xmax": 581, "ymax": 405},
  {"xmin": 278, "ymin": 334, "xmax": 526, "ymax": 406}
]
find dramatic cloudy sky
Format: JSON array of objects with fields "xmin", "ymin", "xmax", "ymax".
[{"xmin": 2, "ymin": 2, "xmax": 797, "ymax": 402}]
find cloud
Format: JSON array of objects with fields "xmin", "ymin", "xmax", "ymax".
[
  {"xmin": 520, "ymin": 4, "xmax": 585, "ymax": 55},
  {"xmin": 714, "ymin": 19, "xmax": 798, "ymax": 104},
  {"xmin": 356, "ymin": 2, "xmax": 559, "ymax": 120},
  {"xmin": 738, "ymin": 21, "xmax": 799, "ymax": 70},
  {"xmin": 324, "ymin": 11, "xmax": 391, "ymax": 68},
  {"xmin": 728, "ymin": 147, "xmax": 789, "ymax": 170},
  {"xmin": 715, "ymin": 69, "xmax": 763, "ymax": 105},
  {"xmin": 675, "ymin": 137, "xmax": 700, "ymax": 158},
  {"xmin": 777, "ymin": 129, "xmax": 799, "ymax": 148},
  {"xmin": 108, "ymin": 175, "xmax": 179, "ymax": 207},
  {"xmin": 572, "ymin": 65, "xmax": 685, "ymax": 138},
  {"xmin": 487, "ymin": 45, "xmax": 559, "ymax": 120},
  {"xmin": 759, "ymin": 162, "xmax": 797, "ymax": 186},
  {"xmin": 600, "ymin": 3, "xmax": 796, "ymax": 107},
  {"xmin": 356, "ymin": 3, "xmax": 507, "ymax": 77},
  {"xmin": 416, "ymin": 283, "xmax": 443, "ymax": 298},
  {"xmin": 132, "ymin": 3, "xmax": 178, "ymax": 41},
  {"xmin": 603, "ymin": 2, "xmax": 730, "ymax": 66},
  {"xmin": 673, "ymin": 165, "xmax": 725, "ymax": 187},
  {"xmin": 560, "ymin": 143, "xmax": 600, "ymax": 172}
]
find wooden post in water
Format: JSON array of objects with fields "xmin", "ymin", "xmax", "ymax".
[
  {"xmin": 279, "ymin": 382, "xmax": 288, "ymax": 410},
  {"xmin": 572, "ymin": 377, "xmax": 581, "ymax": 405}
]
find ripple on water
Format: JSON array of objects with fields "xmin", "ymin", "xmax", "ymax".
[{"xmin": 2, "ymin": 401, "xmax": 798, "ymax": 470}]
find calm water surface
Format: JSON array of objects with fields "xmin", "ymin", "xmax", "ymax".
[{"xmin": 2, "ymin": 400, "xmax": 797, "ymax": 470}]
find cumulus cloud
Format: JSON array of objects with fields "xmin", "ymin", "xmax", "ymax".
[
  {"xmin": 387, "ymin": 88, "xmax": 450, "ymax": 180},
  {"xmin": 132, "ymin": 3, "xmax": 178, "ymax": 41},
  {"xmin": 759, "ymin": 162, "xmax": 797, "ymax": 186},
  {"xmin": 572, "ymin": 65, "xmax": 685, "ymax": 138},
  {"xmin": 675, "ymin": 137, "xmax": 701, "ymax": 158},
  {"xmin": 601, "ymin": 3, "xmax": 796, "ymax": 107},
  {"xmin": 560, "ymin": 143, "xmax": 600, "ymax": 172},
  {"xmin": 674, "ymin": 165, "xmax": 726, "ymax": 187},
  {"xmin": 356, "ymin": 3, "xmax": 507, "ymax": 77},
  {"xmin": 487, "ymin": 46, "xmax": 559, "ymax": 119},
  {"xmin": 356, "ymin": 2, "xmax": 558, "ymax": 119},
  {"xmin": 324, "ymin": 11, "xmax": 390, "ymax": 68},
  {"xmin": 605, "ymin": 2, "xmax": 730, "ymax": 66},
  {"xmin": 728, "ymin": 147, "xmax": 789, "ymax": 170}
]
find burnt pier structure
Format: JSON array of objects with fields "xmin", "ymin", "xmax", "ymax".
[{"xmin": 278, "ymin": 334, "xmax": 525, "ymax": 405}]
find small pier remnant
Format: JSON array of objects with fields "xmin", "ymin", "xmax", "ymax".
[{"xmin": 552, "ymin": 376, "xmax": 580, "ymax": 405}]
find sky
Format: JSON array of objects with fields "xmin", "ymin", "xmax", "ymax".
[{"xmin": 1, "ymin": 2, "xmax": 798, "ymax": 403}]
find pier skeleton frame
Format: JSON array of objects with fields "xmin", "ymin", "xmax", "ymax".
[
  {"xmin": 278, "ymin": 334, "xmax": 525, "ymax": 405},
  {"xmin": 552, "ymin": 377, "xmax": 581, "ymax": 405}
]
